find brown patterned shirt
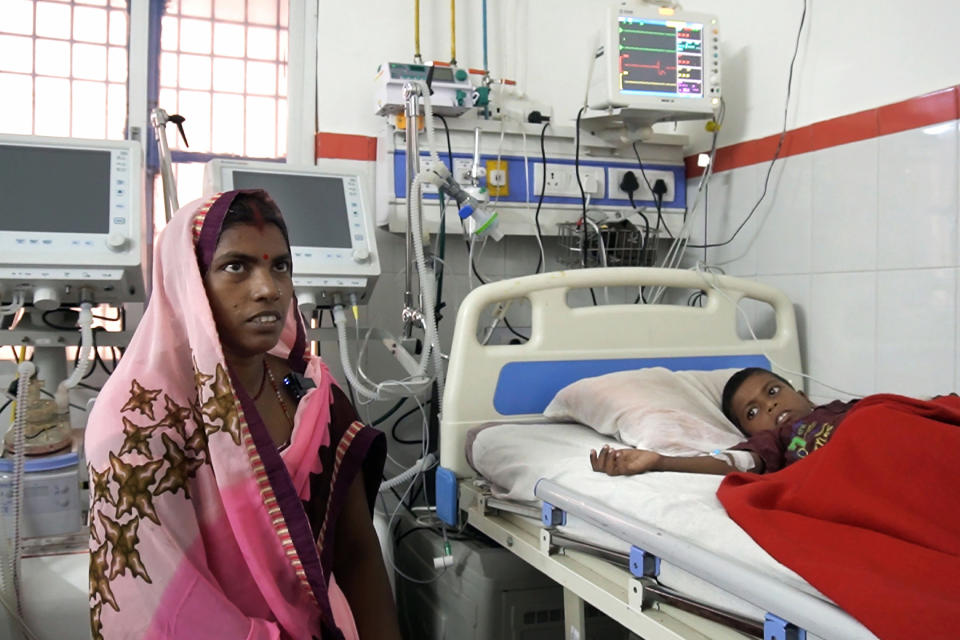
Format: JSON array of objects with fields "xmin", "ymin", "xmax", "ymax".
[{"xmin": 731, "ymin": 400, "xmax": 859, "ymax": 473}]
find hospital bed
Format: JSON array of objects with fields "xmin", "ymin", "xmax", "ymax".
[{"xmin": 436, "ymin": 267, "xmax": 877, "ymax": 640}]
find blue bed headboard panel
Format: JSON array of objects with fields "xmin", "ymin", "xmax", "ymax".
[{"xmin": 493, "ymin": 355, "xmax": 770, "ymax": 415}]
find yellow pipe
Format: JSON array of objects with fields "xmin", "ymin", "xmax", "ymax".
[
  {"xmin": 414, "ymin": 0, "xmax": 421, "ymax": 61},
  {"xmin": 450, "ymin": 0, "xmax": 456, "ymax": 63}
]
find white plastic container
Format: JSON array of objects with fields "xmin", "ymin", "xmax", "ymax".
[{"xmin": 0, "ymin": 451, "xmax": 83, "ymax": 539}]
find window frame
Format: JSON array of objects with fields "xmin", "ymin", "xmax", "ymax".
[{"xmin": 131, "ymin": 0, "xmax": 317, "ymax": 239}]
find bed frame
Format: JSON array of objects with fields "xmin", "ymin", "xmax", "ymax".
[{"xmin": 437, "ymin": 267, "xmax": 874, "ymax": 640}]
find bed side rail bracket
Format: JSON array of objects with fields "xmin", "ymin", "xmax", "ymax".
[
  {"xmin": 435, "ymin": 466, "xmax": 459, "ymax": 526},
  {"xmin": 764, "ymin": 613, "xmax": 808, "ymax": 640},
  {"xmin": 541, "ymin": 502, "xmax": 567, "ymax": 527},
  {"xmin": 629, "ymin": 545, "xmax": 661, "ymax": 578}
]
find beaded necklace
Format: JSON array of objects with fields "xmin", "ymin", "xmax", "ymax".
[{"xmin": 265, "ymin": 362, "xmax": 294, "ymax": 426}]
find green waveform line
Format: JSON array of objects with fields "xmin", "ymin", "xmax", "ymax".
[
  {"xmin": 621, "ymin": 46, "xmax": 676, "ymax": 53},
  {"xmin": 619, "ymin": 28, "xmax": 675, "ymax": 37}
]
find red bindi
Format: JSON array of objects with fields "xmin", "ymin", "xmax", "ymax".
[{"xmin": 262, "ymin": 254, "xmax": 269, "ymax": 260}]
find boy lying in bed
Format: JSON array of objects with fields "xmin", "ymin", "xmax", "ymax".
[{"xmin": 589, "ymin": 367, "xmax": 857, "ymax": 476}]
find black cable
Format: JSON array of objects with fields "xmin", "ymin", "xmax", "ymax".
[
  {"xmin": 626, "ymin": 193, "xmax": 652, "ymax": 254},
  {"xmin": 632, "ymin": 142, "xmax": 673, "ymax": 241},
  {"xmin": 40, "ymin": 310, "xmax": 78, "ymax": 332},
  {"xmin": 386, "ymin": 478, "xmax": 418, "ymax": 519},
  {"xmin": 434, "ymin": 112, "xmax": 454, "ymax": 320},
  {"xmin": 7, "ymin": 346, "xmax": 19, "ymax": 363},
  {"xmin": 435, "ymin": 114, "xmax": 454, "ymax": 168},
  {"xmin": 435, "ymin": 194, "xmax": 447, "ymax": 327},
  {"xmin": 629, "ymin": 196, "xmax": 651, "ymax": 305},
  {"xmin": 533, "ymin": 121, "xmax": 550, "ymax": 274},
  {"xmin": 372, "ymin": 398, "xmax": 407, "ymax": 427},
  {"xmin": 575, "ymin": 106, "xmax": 588, "ymax": 267},
  {"xmin": 394, "ymin": 524, "xmax": 443, "ymax": 547},
  {"xmin": 501, "ymin": 317, "xmax": 529, "ymax": 342},
  {"xmin": 93, "ymin": 329, "xmax": 115, "ymax": 376},
  {"xmin": 574, "ymin": 106, "xmax": 598, "ymax": 306},
  {"xmin": 467, "ymin": 259, "xmax": 530, "ymax": 342},
  {"xmin": 391, "ymin": 400, "xmax": 430, "ymax": 445},
  {"xmin": 0, "ymin": 399, "xmax": 11, "ymax": 415},
  {"xmin": 688, "ymin": 0, "xmax": 807, "ymax": 250},
  {"xmin": 344, "ymin": 378, "xmax": 358, "ymax": 408}
]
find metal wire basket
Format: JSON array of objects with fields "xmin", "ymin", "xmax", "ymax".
[{"xmin": 557, "ymin": 220, "xmax": 657, "ymax": 268}]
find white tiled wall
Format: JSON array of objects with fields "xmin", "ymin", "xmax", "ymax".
[{"xmin": 688, "ymin": 121, "xmax": 960, "ymax": 403}]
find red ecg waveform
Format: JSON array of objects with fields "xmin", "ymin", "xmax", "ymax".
[{"xmin": 624, "ymin": 60, "xmax": 676, "ymax": 76}]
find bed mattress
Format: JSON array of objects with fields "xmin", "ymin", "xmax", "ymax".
[{"xmin": 467, "ymin": 420, "xmax": 838, "ymax": 625}]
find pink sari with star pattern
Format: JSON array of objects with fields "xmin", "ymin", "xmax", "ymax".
[{"xmin": 85, "ymin": 191, "xmax": 374, "ymax": 640}]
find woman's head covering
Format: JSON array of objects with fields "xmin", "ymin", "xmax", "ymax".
[{"xmin": 85, "ymin": 191, "xmax": 346, "ymax": 639}]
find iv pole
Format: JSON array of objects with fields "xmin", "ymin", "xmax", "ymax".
[
  {"xmin": 150, "ymin": 107, "xmax": 188, "ymax": 222},
  {"xmin": 401, "ymin": 81, "xmax": 426, "ymax": 339}
]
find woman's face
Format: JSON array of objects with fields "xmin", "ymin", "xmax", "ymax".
[{"xmin": 204, "ymin": 222, "xmax": 293, "ymax": 361}]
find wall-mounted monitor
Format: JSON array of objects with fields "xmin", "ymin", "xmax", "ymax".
[
  {"xmin": 0, "ymin": 134, "xmax": 145, "ymax": 308},
  {"xmin": 588, "ymin": 3, "xmax": 721, "ymax": 123},
  {"xmin": 203, "ymin": 159, "xmax": 380, "ymax": 309}
]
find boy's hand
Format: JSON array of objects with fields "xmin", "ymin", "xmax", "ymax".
[{"xmin": 589, "ymin": 445, "xmax": 661, "ymax": 476}]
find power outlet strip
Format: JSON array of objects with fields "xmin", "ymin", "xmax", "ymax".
[
  {"xmin": 533, "ymin": 163, "xmax": 605, "ymax": 198},
  {"xmin": 608, "ymin": 168, "xmax": 675, "ymax": 204}
]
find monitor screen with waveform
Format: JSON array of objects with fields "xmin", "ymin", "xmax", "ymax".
[{"xmin": 618, "ymin": 16, "xmax": 704, "ymax": 99}]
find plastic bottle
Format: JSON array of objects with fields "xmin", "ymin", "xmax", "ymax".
[{"xmin": 4, "ymin": 378, "xmax": 72, "ymax": 456}]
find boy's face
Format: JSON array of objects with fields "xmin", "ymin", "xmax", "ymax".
[{"xmin": 730, "ymin": 372, "xmax": 816, "ymax": 436}]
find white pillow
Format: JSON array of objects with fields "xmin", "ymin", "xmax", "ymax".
[{"xmin": 542, "ymin": 367, "xmax": 745, "ymax": 456}]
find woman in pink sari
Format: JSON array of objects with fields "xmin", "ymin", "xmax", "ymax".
[{"xmin": 85, "ymin": 190, "xmax": 400, "ymax": 639}]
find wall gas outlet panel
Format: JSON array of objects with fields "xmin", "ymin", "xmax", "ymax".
[{"xmin": 375, "ymin": 121, "xmax": 689, "ymax": 237}]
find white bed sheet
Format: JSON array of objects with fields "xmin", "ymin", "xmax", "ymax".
[{"xmin": 469, "ymin": 421, "xmax": 836, "ymax": 623}]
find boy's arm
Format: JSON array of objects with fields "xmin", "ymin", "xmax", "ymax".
[{"xmin": 590, "ymin": 445, "xmax": 760, "ymax": 476}]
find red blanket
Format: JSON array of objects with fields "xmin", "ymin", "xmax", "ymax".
[{"xmin": 717, "ymin": 394, "xmax": 960, "ymax": 639}]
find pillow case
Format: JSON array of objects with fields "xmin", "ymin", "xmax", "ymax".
[{"xmin": 542, "ymin": 367, "xmax": 745, "ymax": 456}]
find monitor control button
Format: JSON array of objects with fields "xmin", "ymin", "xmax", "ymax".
[{"xmin": 106, "ymin": 232, "xmax": 129, "ymax": 251}]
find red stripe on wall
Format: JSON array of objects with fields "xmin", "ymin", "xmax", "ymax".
[
  {"xmin": 686, "ymin": 85, "xmax": 960, "ymax": 178},
  {"xmin": 315, "ymin": 132, "xmax": 377, "ymax": 161}
]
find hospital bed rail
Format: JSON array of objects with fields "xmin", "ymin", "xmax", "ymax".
[{"xmin": 536, "ymin": 479, "xmax": 876, "ymax": 640}]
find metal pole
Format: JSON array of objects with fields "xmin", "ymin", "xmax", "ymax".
[
  {"xmin": 401, "ymin": 82, "xmax": 421, "ymax": 339},
  {"xmin": 150, "ymin": 107, "xmax": 179, "ymax": 222},
  {"xmin": 469, "ymin": 127, "xmax": 482, "ymax": 186}
]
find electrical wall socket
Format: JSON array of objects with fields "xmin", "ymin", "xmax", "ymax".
[
  {"xmin": 608, "ymin": 168, "xmax": 675, "ymax": 204},
  {"xmin": 422, "ymin": 158, "xmax": 474, "ymax": 194},
  {"xmin": 533, "ymin": 163, "xmax": 604, "ymax": 198},
  {"xmin": 485, "ymin": 159, "xmax": 509, "ymax": 196}
]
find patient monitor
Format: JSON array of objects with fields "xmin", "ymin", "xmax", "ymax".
[
  {"xmin": 203, "ymin": 159, "xmax": 380, "ymax": 311},
  {"xmin": 0, "ymin": 134, "xmax": 146, "ymax": 308},
  {"xmin": 588, "ymin": 3, "xmax": 721, "ymax": 122}
]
